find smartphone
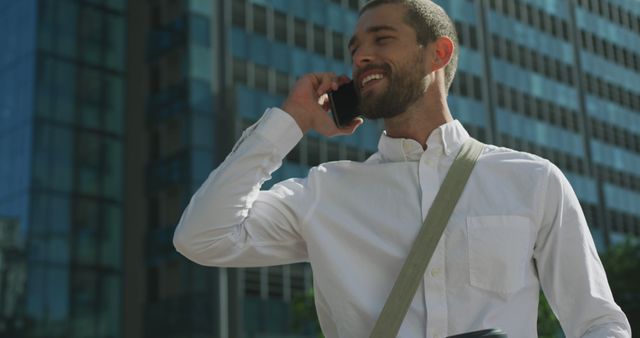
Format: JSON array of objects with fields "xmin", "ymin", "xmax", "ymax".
[{"xmin": 328, "ymin": 81, "xmax": 361, "ymax": 128}]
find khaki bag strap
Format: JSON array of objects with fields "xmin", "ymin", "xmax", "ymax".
[{"xmin": 370, "ymin": 138, "xmax": 485, "ymax": 338}]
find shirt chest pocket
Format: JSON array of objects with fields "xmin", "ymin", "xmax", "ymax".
[{"xmin": 466, "ymin": 215, "xmax": 533, "ymax": 295}]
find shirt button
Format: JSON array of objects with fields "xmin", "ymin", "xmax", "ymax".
[{"xmin": 431, "ymin": 268, "xmax": 441, "ymax": 277}]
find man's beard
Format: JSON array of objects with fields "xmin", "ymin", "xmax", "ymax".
[{"xmin": 356, "ymin": 52, "xmax": 427, "ymax": 120}]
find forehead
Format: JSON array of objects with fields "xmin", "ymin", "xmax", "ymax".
[{"xmin": 354, "ymin": 3, "xmax": 409, "ymax": 35}]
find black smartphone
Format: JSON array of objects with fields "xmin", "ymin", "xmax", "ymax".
[{"xmin": 328, "ymin": 81, "xmax": 360, "ymax": 128}]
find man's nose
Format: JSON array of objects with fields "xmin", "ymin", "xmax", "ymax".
[{"xmin": 352, "ymin": 47, "xmax": 374, "ymax": 69}]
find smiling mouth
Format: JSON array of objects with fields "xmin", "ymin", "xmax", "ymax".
[{"xmin": 360, "ymin": 73, "xmax": 386, "ymax": 93}]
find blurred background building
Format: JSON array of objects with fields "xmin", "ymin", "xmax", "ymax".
[{"xmin": 0, "ymin": 0, "xmax": 638, "ymax": 337}]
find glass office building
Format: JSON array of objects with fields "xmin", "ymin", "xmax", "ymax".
[
  {"xmin": 1, "ymin": 0, "xmax": 638, "ymax": 337},
  {"xmin": 130, "ymin": 0, "xmax": 640, "ymax": 337},
  {"xmin": 129, "ymin": 0, "xmax": 639, "ymax": 337},
  {"xmin": 0, "ymin": 0, "xmax": 126, "ymax": 337},
  {"xmin": 469, "ymin": 0, "xmax": 640, "ymax": 246},
  {"xmin": 129, "ymin": 1, "xmax": 378, "ymax": 337}
]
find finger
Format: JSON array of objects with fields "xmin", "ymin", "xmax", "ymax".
[
  {"xmin": 337, "ymin": 74, "xmax": 351, "ymax": 86},
  {"xmin": 334, "ymin": 117, "xmax": 364, "ymax": 136},
  {"xmin": 315, "ymin": 72, "xmax": 338, "ymax": 96},
  {"xmin": 319, "ymin": 94, "xmax": 332, "ymax": 112}
]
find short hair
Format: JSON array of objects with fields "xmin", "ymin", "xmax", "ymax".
[{"xmin": 360, "ymin": 0, "xmax": 459, "ymax": 91}]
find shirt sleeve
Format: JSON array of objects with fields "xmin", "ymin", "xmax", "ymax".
[
  {"xmin": 534, "ymin": 163, "xmax": 631, "ymax": 337},
  {"xmin": 172, "ymin": 107, "xmax": 314, "ymax": 267}
]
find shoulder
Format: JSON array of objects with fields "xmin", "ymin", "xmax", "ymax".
[
  {"xmin": 310, "ymin": 159, "xmax": 368, "ymax": 177},
  {"xmin": 474, "ymin": 143, "xmax": 556, "ymax": 187},
  {"xmin": 479, "ymin": 143, "xmax": 552, "ymax": 171}
]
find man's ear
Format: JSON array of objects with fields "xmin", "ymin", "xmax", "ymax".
[{"xmin": 430, "ymin": 36, "xmax": 454, "ymax": 72}]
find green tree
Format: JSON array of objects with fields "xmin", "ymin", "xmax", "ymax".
[
  {"xmin": 291, "ymin": 288, "xmax": 323, "ymax": 337},
  {"xmin": 538, "ymin": 292, "xmax": 563, "ymax": 338},
  {"xmin": 600, "ymin": 239, "xmax": 640, "ymax": 334}
]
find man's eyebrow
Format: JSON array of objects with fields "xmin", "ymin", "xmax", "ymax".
[{"xmin": 347, "ymin": 25, "xmax": 398, "ymax": 51}]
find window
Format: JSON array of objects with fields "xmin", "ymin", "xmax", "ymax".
[
  {"xmin": 313, "ymin": 25, "xmax": 326, "ymax": 55},
  {"xmin": 458, "ymin": 72, "xmax": 468, "ymax": 97},
  {"xmin": 190, "ymin": 14, "xmax": 210, "ymax": 46},
  {"xmin": 231, "ymin": 0, "xmax": 246, "ymax": 28},
  {"xmin": 268, "ymin": 266, "xmax": 284, "ymax": 299},
  {"xmin": 505, "ymin": 39, "xmax": 514, "ymax": 63},
  {"xmin": 254, "ymin": 64, "xmax": 269, "ymax": 91},
  {"xmin": 473, "ymin": 76, "xmax": 482, "ymax": 100},
  {"xmin": 274, "ymin": 11, "xmax": 287, "ymax": 43},
  {"xmin": 455, "ymin": 21, "xmax": 464, "ymax": 46},
  {"xmin": 233, "ymin": 58, "xmax": 248, "ymax": 84},
  {"xmin": 105, "ymin": 13, "xmax": 125, "ymax": 70},
  {"xmin": 252, "ymin": 4, "xmax": 267, "ymax": 35},
  {"xmin": 469, "ymin": 25, "xmax": 478, "ymax": 50},
  {"xmin": 332, "ymin": 31, "xmax": 345, "ymax": 60},
  {"xmin": 275, "ymin": 71, "xmax": 289, "ymax": 95},
  {"xmin": 294, "ymin": 18, "xmax": 306, "ymax": 49}
]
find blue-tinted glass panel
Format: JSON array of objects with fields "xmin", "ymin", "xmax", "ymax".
[
  {"xmin": 585, "ymin": 95, "xmax": 640, "ymax": 134},
  {"xmin": 191, "ymin": 114, "xmax": 214, "ymax": 148},
  {"xmin": 102, "ymin": 204, "xmax": 122, "ymax": 268},
  {"xmin": 457, "ymin": 47, "xmax": 483, "ymax": 77},
  {"xmin": 32, "ymin": 124, "xmax": 73, "ymax": 192},
  {"xmin": 492, "ymin": 59, "xmax": 578, "ymax": 110},
  {"xmin": 248, "ymin": 34, "xmax": 270, "ymax": 66},
  {"xmin": 565, "ymin": 172, "xmax": 599, "ymax": 204},
  {"xmin": 576, "ymin": 8, "xmax": 640, "ymax": 54},
  {"xmin": 269, "ymin": 41, "xmax": 291, "ymax": 73},
  {"xmin": 189, "ymin": 44, "xmax": 212, "ymax": 82},
  {"xmin": 449, "ymin": 95, "xmax": 487, "ymax": 128},
  {"xmin": 604, "ymin": 184, "xmax": 640, "ymax": 217},
  {"xmin": 25, "ymin": 264, "xmax": 46, "ymax": 319},
  {"xmin": 581, "ymin": 51, "xmax": 640, "ymax": 94},
  {"xmin": 496, "ymin": 109, "xmax": 584, "ymax": 157},
  {"xmin": 104, "ymin": 73, "xmax": 124, "ymax": 134},
  {"xmin": 488, "ymin": 11, "xmax": 573, "ymax": 63},
  {"xmin": 591, "ymin": 140, "xmax": 640, "ymax": 176},
  {"xmin": 191, "ymin": 149, "xmax": 214, "ymax": 184},
  {"xmin": 103, "ymin": 139, "xmax": 123, "ymax": 200},
  {"xmin": 78, "ymin": 67, "xmax": 102, "ymax": 129},
  {"xmin": 100, "ymin": 274, "xmax": 120, "ymax": 336},
  {"xmin": 48, "ymin": 266, "xmax": 70, "ymax": 320},
  {"xmin": 438, "ymin": 0, "xmax": 477, "ymax": 24},
  {"xmin": 190, "ymin": 79, "xmax": 213, "ymax": 113},
  {"xmin": 189, "ymin": 0, "xmax": 211, "ymax": 16},
  {"xmin": 105, "ymin": 13, "xmax": 125, "ymax": 71},
  {"xmin": 78, "ymin": 6, "xmax": 103, "ymax": 66},
  {"xmin": 74, "ymin": 199, "xmax": 99, "ymax": 265},
  {"xmin": 230, "ymin": 28, "xmax": 248, "ymax": 59},
  {"xmin": 189, "ymin": 14, "xmax": 210, "ymax": 46}
]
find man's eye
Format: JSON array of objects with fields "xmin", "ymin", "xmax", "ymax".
[{"xmin": 376, "ymin": 36, "xmax": 392, "ymax": 43}]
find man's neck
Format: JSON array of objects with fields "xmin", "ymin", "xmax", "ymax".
[{"xmin": 382, "ymin": 93, "xmax": 453, "ymax": 150}]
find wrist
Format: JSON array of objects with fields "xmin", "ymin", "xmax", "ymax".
[{"xmin": 281, "ymin": 101, "xmax": 311, "ymax": 133}]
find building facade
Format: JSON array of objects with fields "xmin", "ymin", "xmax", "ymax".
[
  {"xmin": 0, "ymin": 0, "xmax": 638, "ymax": 337},
  {"xmin": 127, "ymin": 0, "xmax": 640, "ymax": 337},
  {"xmin": 0, "ymin": 0, "xmax": 127, "ymax": 337}
]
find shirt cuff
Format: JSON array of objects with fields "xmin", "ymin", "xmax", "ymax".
[{"xmin": 255, "ymin": 107, "xmax": 304, "ymax": 157}]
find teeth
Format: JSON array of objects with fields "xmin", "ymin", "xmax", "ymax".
[{"xmin": 361, "ymin": 73, "xmax": 384, "ymax": 87}]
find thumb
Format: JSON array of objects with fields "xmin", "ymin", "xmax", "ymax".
[{"xmin": 336, "ymin": 117, "xmax": 364, "ymax": 136}]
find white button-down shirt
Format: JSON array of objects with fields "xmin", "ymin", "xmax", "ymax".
[{"xmin": 174, "ymin": 108, "xmax": 630, "ymax": 337}]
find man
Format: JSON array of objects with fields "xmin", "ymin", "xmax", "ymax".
[{"xmin": 173, "ymin": 0, "xmax": 631, "ymax": 336}]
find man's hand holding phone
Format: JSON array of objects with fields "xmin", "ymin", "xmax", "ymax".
[{"xmin": 281, "ymin": 72, "xmax": 363, "ymax": 137}]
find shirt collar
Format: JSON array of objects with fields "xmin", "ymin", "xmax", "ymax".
[{"xmin": 376, "ymin": 120, "xmax": 470, "ymax": 162}]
